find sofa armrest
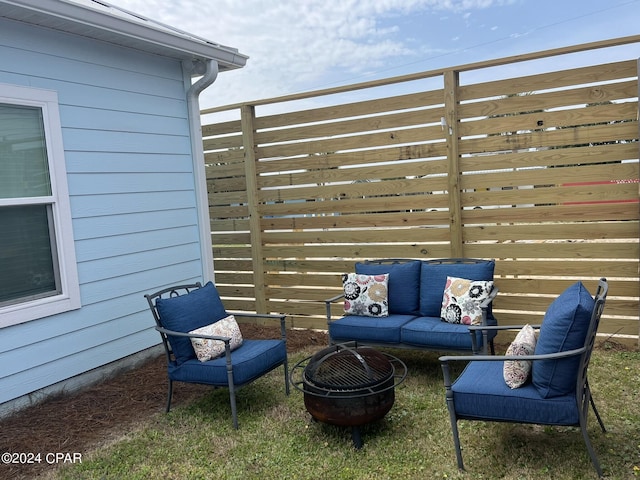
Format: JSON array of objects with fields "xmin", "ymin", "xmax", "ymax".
[
  {"xmin": 480, "ymin": 286, "xmax": 498, "ymax": 310},
  {"xmin": 470, "ymin": 286, "xmax": 499, "ymax": 354}
]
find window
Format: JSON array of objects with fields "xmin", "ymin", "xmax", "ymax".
[{"xmin": 0, "ymin": 84, "xmax": 80, "ymax": 327}]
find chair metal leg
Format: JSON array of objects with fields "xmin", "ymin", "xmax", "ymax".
[
  {"xmin": 228, "ymin": 384, "xmax": 239, "ymax": 430},
  {"xmin": 586, "ymin": 381, "xmax": 606, "ymax": 433},
  {"xmin": 284, "ymin": 360, "xmax": 290, "ymax": 396},
  {"xmin": 579, "ymin": 414, "xmax": 603, "ymax": 478},
  {"xmin": 442, "ymin": 362, "xmax": 465, "ymax": 470},
  {"xmin": 225, "ymin": 352, "xmax": 239, "ymax": 429},
  {"xmin": 449, "ymin": 411, "xmax": 465, "ymax": 470},
  {"xmin": 165, "ymin": 379, "xmax": 173, "ymax": 413},
  {"xmin": 590, "ymin": 395, "xmax": 606, "ymax": 432}
]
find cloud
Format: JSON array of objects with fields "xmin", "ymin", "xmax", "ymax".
[{"xmin": 107, "ymin": 0, "xmax": 516, "ymax": 108}]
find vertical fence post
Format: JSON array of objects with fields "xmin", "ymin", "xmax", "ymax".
[
  {"xmin": 240, "ymin": 105, "xmax": 267, "ymax": 313},
  {"xmin": 444, "ymin": 69, "xmax": 463, "ymax": 257}
]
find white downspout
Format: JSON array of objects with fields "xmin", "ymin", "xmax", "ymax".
[{"xmin": 185, "ymin": 59, "xmax": 218, "ymax": 283}]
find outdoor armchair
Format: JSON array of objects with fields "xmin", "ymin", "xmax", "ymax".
[
  {"xmin": 440, "ymin": 278, "xmax": 608, "ymax": 478},
  {"xmin": 145, "ymin": 281, "xmax": 289, "ymax": 429}
]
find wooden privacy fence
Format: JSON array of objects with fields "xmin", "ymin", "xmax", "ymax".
[{"xmin": 202, "ymin": 37, "xmax": 640, "ymax": 345}]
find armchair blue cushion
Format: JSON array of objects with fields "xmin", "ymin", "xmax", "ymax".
[
  {"xmin": 168, "ymin": 339, "xmax": 287, "ymax": 386},
  {"xmin": 532, "ymin": 281, "xmax": 595, "ymax": 398},
  {"xmin": 155, "ymin": 281, "xmax": 227, "ymax": 364},
  {"xmin": 355, "ymin": 260, "xmax": 421, "ymax": 315},
  {"xmin": 451, "ymin": 361, "xmax": 580, "ymax": 425},
  {"xmin": 419, "ymin": 259, "xmax": 495, "ymax": 317}
]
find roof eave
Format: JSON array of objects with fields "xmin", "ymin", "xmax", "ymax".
[{"xmin": 0, "ymin": 0, "xmax": 248, "ymax": 70}]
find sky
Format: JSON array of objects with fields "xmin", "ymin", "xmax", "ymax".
[{"xmin": 105, "ymin": 0, "xmax": 640, "ymax": 116}]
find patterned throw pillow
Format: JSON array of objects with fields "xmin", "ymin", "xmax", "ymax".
[
  {"xmin": 343, "ymin": 273, "xmax": 389, "ymax": 317},
  {"xmin": 189, "ymin": 314, "xmax": 243, "ymax": 362},
  {"xmin": 440, "ymin": 276, "xmax": 494, "ymax": 325},
  {"xmin": 503, "ymin": 324, "xmax": 537, "ymax": 388}
]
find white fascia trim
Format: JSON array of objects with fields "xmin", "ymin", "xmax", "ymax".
[{"xmin": 1, "ymin": 0, "xmax": 248, "ymax": 68}]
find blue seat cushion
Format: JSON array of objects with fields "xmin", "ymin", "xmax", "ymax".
[
  {"xmin": 452, "ymin": 361, "xmax": 579, "ymax": 425},
  {"xmin": 532, "ymin": 282, "xmax": 595, "ymax": 398},
  {"xmin": 355, "ymin": 260, "xmax": 421, "ymax": 315},
  {"xmin": 419, "ymin": 260, "xmax": 495, "ymax": 317},
  {"xmin": 329, "ymin": 314, "xmax": 416, "ymax": 344},
  {"xmin": 155, "ymin": 281, "xmax": 228, "ymax": 364},
  {"xmin": 401, "ymin": 316, "xmax": 497, "ymax": 351},
  {"xmin": 168, "ymin": 339, "xmax": 286, "ymax": 386}
]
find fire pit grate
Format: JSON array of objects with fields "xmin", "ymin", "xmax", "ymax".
[
  {"xmin": 290, "ymin": 342, "xmax": 407, "ymax": 448},
  {"xmin": 305, "ymin": 346, "xmax": 394, "ymax": 391}
]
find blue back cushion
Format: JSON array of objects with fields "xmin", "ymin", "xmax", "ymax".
[
  {"xmin": 418, "ymin": 260, "xmax": 495, "ymax": 317},
  {"xmin": 355, "ymin": 260, "xmax": 421, "ymax": 315},
  {"xmin": 155, "ymin": 281, "xmax": 227, "ymax": 364},
  {"xmin": 532, "ymin": 282, "xmax": 595, "ymax": 398}
]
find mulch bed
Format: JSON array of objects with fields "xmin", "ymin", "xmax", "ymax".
[{"xmin": 0, "ymin": 326, "xmax": 328, "ymax": 480}]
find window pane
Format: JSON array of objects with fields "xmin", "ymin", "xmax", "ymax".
[
  {"xmin": 0, "ymin": 104, "xmax": 51, "ymax": 198},
  {"xmin": 0, "ymin": 205, "xmax": 59, "ymax": 305}
]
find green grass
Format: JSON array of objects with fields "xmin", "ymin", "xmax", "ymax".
[{"xmin": 55, "ymin": 346, "xmax": 639, "ymax": 480}]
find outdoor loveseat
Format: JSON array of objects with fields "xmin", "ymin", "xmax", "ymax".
[{"xmin": 325, "ymin": 258, "xmax": 498, "ymax": 355}]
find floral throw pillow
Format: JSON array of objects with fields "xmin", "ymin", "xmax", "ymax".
[
  {"xmin": 343, "ymin": 273, "xmax": 389, "ymax": 317},
  {"xmin": 440, "ymin": 276, "xmax": 493, "ymax": 325},
  {"xmin": 189, "ymin": 314, "xmax": 243, "ymax": 362},
  {"xmin": 503, "ymin": 324, "xmax": 537, "ymax": 388}
]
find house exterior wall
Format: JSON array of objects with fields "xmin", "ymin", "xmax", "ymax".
[{"xmin": 0, "ymin": 17, "xmax": 204, "ymax": 407}]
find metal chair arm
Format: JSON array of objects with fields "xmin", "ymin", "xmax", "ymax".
[
  {"xmin": 228, "ymin": 311, "xmax": 285, "ymax": 321},
  {"xmin": 227, "ymin": 311, "xmax": 288, "ymax": 342},
  {"xmin": 468, "ymin": 323, "xmax": 542, "ymax": 332},
  {"xmin": 325, "ymin": 293, "xmax": 345, "ymax": 304},
  {"xmin": 325, "ymin": 293, "xmax": 345, "ymax": 328},
  {"xmin": 155, "ymin": 326, "xmax": 232, "ymax": 344},
  {"xmin": 440, "ymin": 346, "xmax": 587, "ymax": 364},
  {"xmin": 439, "ymin": 346, "xmax": 587, "ymax": 388}
]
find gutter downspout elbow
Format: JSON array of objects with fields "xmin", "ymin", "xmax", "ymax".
[
  {"xmin": 189, "ymin": 58, "xmax": 219, "ymax": 98},
  {"xmin": 186, "ymin": 59, "xmax": 218, "ymax": 283}
]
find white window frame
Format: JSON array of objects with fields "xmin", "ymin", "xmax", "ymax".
[{"xmin": 0, "ymin": 84, "xmax": 80, "ymax": 328}]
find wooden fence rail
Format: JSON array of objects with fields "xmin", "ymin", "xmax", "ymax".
[{"xmin": 202, "ymin": 36, "xmax": 640, "ymax": 346}]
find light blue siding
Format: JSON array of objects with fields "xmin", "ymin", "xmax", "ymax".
[
  {"xmin": 62, "ymin": 130, "xmax": 192, "ymax": 154},
  {"xmin": 0, "ymin": 18, "xmax": 208, "ymax": 404},
  {"xmin": 67, "ymin": 172, "xmax": 196, "ymax": 194},
  {"xmin": 60, "ymin": 109, "xmax": 189, "ymax": 136},
  {"xmin": 70, "ymin": 191, "xmax": 198, "ymax": 217},
  {"xmin": 72, "ymin": 208, "xmax": 198, "ymax": 240}
]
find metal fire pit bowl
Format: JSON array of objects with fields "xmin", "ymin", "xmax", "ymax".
[{"xmin": 290, "ymin": 342, "xmax": 407, "ymax": 448}]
